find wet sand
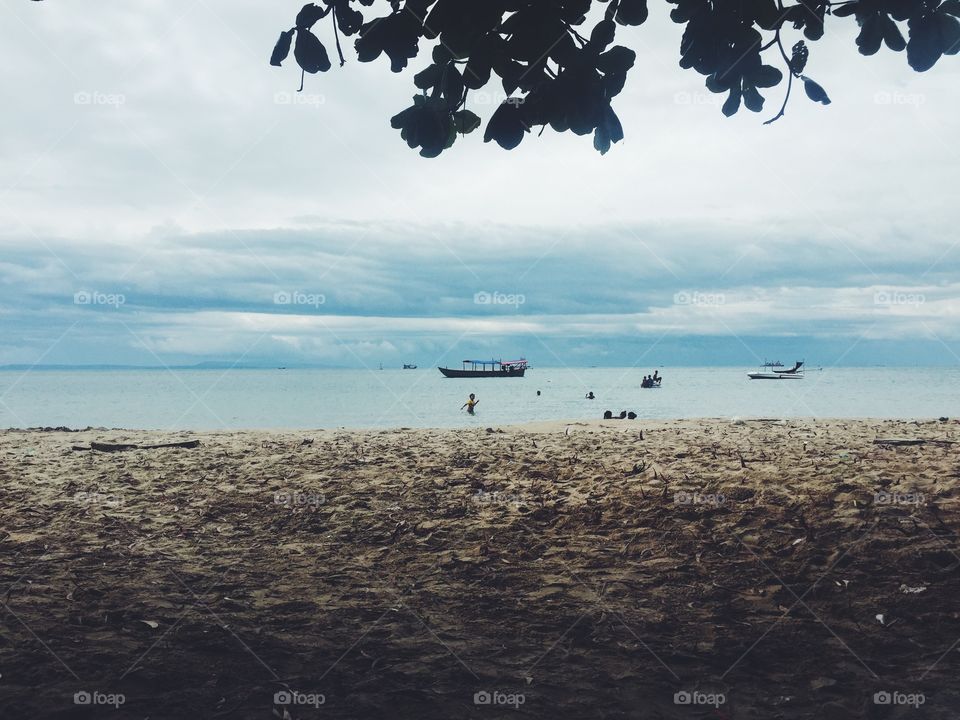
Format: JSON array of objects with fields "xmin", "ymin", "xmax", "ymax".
[{"xmin": 1, "ymin": 418, "xmax": 958, "ymax": 719}]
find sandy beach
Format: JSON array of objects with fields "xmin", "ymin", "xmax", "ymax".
[{"xmin": 1, "ymin": 418, "xmax": 958, "ymax": 719}]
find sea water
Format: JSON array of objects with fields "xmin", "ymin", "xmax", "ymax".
[{"xmin": 0, "ymin": 366, "xmax": 957, "ymax": 430}]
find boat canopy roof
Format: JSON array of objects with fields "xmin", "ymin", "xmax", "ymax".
[
  {"xmin": 773, "ymin": 360, "xmax": 804, "ymax": 373},
  {"xmin": 461, "ymin": 358, "xmax": 527, "ymax": 365}
]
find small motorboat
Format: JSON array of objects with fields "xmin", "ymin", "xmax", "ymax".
[
  {"xmin": 403, "ymin": 364, "xmax": 417, "ymax": 369},
  {"xmin": 748, "ymin": 360, "xmax": 805, "ymax": 380}
]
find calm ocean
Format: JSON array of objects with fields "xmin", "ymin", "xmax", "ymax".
[{"xmin": 0, "ymin": 366, "xmax": 956, "ymax": 430}]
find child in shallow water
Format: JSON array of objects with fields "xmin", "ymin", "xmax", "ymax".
[{"xmin": 461, "ymin": 393, "xmax": 479, "ymax": 414}]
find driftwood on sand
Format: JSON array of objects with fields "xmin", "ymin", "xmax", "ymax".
[
  {"xmin": 873, "ymin": 438, "xmax": 956, "ymax": 447},
  {"xmin": 71, "ymin": 440, "xmax": 201, "ymax": 452}
]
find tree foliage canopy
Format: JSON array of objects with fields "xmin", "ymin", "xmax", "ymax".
[{"xmin": 267, "ymin": 1, "xmax": 955, "ymax": 157}]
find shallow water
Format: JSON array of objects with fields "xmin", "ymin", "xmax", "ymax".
[{"xmin": 0, "ymin": 366, "xmax": 957, "ymax": 430}]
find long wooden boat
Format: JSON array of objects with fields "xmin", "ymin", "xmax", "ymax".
[{"xmin": 438, "ymin": 359, "xmax": 527, "ymax": 378}]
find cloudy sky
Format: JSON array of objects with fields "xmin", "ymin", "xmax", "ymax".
[{"xmin": 1, "ymin": 0, "xmax": 958, "ymax": 368}]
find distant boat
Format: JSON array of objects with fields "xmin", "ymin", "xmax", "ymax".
[
  {"xmin": 438, "ymin": 358, "xmax": 528, "ymax": 378},
  {"xmin": 403, "ymin": 364, "xmax": 417, "ymax": 369},
  {"xmin": 748, "ymin": 360, "xmax": 805, "ymax": 380}
]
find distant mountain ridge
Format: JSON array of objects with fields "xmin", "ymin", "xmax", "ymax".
[{"xmin": 0, "ymin": 362, "xmax": 349, "ymax": 371}]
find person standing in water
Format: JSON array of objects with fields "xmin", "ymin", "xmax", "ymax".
[{"xmin": 461, "ymin": 393, "xmax": 479, "ymax": 414}]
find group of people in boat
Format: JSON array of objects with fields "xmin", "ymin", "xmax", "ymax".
[{"xmin": 641, "ymin": 371, "xmax": 661, "ymax": 388}]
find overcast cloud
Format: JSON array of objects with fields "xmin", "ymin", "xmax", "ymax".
[{"xmin": 1, "ymin": 0, "xmax": 958, "ymax": 367}]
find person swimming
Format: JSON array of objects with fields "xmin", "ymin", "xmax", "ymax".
[
  {"xmin": 461, "ymin": 393, "xmax": 479, "ymax": 414},
  {"xmin": 586, "ymin": 391, "xmax": 595, "ymax": 399}
]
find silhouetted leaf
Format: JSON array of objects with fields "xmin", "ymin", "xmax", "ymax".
[
  {"xmin": 722, "ymin": 87, "xmax": 741, "ymax": 117},
  {"xmin": 596, "ymin": 46, "xmax": 637, "ymax": 75},
  {"xmin": 590, "ymin": 19, "xmax": 616, "ymax": 49},
  {"xmin": 789, "ymin": 41, "xmax": 809, "ymax": 74},
  {"xmin": 750, "ymin": 64, "xmax": 783, "ymax": 88},
  {"xmin": 484, "ymin": 101, "xmax": 527, "ymax": 150},
  {"xmin": 832, "ymin": 3, "xmax": 858, "ymax": 18},
  {"xmin": 355, "ymin": 19, "xmax": 384, "ymax": 63},
  {"xmin": 453, "ymin": 109, "xmax": 482, "ymax": 134},
  {"xmin": 706, "ymin": 73, "xmax": 731, "ymax": 93},
  {"xmin": 801, "ymin": 75, "xmax": 831, "ymax": 104},
  {"xmin": 593, "ymin": 105, "xmax": 623, "ymax": 154},
  {"xmin": 907, "ymin": 15, "xmax": 942, "ymax": 71},
  {"xmin": 270, "ymin": 30, "xmax": 295, "ymax": 67},
  {"xmin": 295, "ymin": 29, "xmax": 331, "ymax": 74},
  {"xmin": 296, "ymin": 3, "xmax": 327, "ymax": 30},
  {"xmin": 882, "ymin": 15, "xmax": 907, "ymax": 51},
  {"xmin": 414, "ymin": 64, "xmax": 442, "ymax": 90},
  {"xmin": 743, "ymin": 85, "xmax": 765, "ymax": 112},
  {"xmin": 336, "ymin": 5, "xmax": 364, "ymax": 36},
  {"xmin": 390, "ymin": 105, "xmax": 416, "ymax": 130},
  {"xmin": 616, "ymin": 0, "xmax": 649, "ymax": 26},
  {"xmin": 857, "ymin": 15, "xmax": 884, "ymax": 55},
  {"xmin": 442, "ymin": 65, "xmax": 465, "ymax": 108}
]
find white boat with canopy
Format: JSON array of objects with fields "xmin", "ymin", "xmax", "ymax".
[{"xmin": 748, "ymin": 360, "xmax": 805, "ymax": 380}]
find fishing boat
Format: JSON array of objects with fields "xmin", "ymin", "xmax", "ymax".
[
  {"xmin": 748, "ymin": 360, "xmax": 805, "ymax": 380},
  {"xmin": 438, "ymin": 358, "xmax": 528, "ymax": 378},
  {"xmin": 403, "ymin": 364, "xmax": 417, "ymax": 369}
]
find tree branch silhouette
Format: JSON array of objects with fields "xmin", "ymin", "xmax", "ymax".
[
  {"xmin": 32, "ymin": 0, "xmax": 960, "ymax": 155},
  {"xmin": 268, "ymin": 0, "xmax": 958, "ymax": 156}
]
